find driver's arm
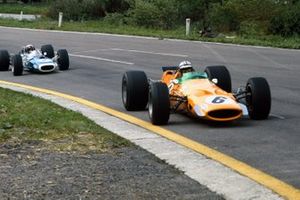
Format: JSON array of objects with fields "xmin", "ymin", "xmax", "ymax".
[{"xmin": 174, "ymin": 70, "xmax": 182, "ymax": 79}]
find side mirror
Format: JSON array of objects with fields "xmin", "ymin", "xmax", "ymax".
[{"xmin": 212, "ymin": 78, "xmax": 218, "ymax": 84}]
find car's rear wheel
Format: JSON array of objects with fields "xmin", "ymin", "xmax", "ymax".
[
  {"xmin": 148, "ymin": 82, "xmax": 170, "ymax": 125},
  {"xmin": 12, "ymin": 54, "xmax": 23, "ymax": 76},
  {"xmin": 122, "ymin": 71, "xmax": 149, "ymax": 111},
  {"xmin": 205, "ymin": 65, "xmax": 232, "ymax": 93},
  {"xmin": 246, "ymin": 77, "xmax": 271, "ymax": 120},
  {"xmin": 57, "ymin": 49, "xmax": 69, "ymax": 70},
  {"xmin": 41, "ymin": 44, "xmax": 54, "ymax": 58},
  {"xmin": 0, "ymin": 50, "xmax": 10, "ymax": 71}
]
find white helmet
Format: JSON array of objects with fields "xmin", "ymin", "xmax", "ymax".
[
  {"xmin": 25, "ymin": 44, "xmax": 35, "ymax": 53},
  {"xmin": 179, "ymin": 61, "xmax": 194, "ymax": 73}
]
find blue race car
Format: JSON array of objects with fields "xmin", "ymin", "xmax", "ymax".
[{"xmin": 0, "ymin": 44, "xmax": 69, "ymax": 76}]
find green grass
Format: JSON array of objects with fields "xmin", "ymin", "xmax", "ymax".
[
  {"xmin": 198, "ymin": 35, "xmax": 300, "ymax": 49},
  {"xmin": 0, "ymin": 87, "xmax": 130, "ymax": 152},
  {"xmin": 0, "ymin": 17, "xmax": 299, "ymax": 49},
  {"xmin": 0, "ymin": 3, "xmax": 49, "ymax": 15}
]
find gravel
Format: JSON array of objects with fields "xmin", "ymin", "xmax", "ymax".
[{"xmin": 0, "ymin": 140, "xmax": 224, "ymax": 200}]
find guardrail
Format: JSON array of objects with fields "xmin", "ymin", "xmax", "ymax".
[{"xmin": 0, "ymin": 12, "xmax": 41, "ymax": 20}]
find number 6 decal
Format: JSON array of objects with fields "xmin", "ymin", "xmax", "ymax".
[
  {"xmin": 168, "ymin": 82, "xmax": 174, "ymax": 91},
  {"xmin": 212, "ymin": 96, "xmax": 227, "ymax": 104}
]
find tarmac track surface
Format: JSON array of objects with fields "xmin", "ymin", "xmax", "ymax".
[{"xmin": 0, "ymin": 27, "xmax": 300, "ymax": 189}]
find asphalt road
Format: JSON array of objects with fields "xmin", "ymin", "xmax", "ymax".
[{"xmin": 0, "ymin": 27, "xmax": 300, "ymax": 189}]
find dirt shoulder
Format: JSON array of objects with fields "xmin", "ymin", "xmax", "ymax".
[{"xmin": 0, "ymin": 139, "xmax": 224, "ymax": 200}]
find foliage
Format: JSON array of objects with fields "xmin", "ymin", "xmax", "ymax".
[
  {"xmin": 0, "ymin": 3, "xmax": 49, "ymax": 14},
  {"xmin": 175, "ymin": 0, "xmax": 221, "ymax": 29},
  {"xmin": 2, "ymin": 0, "xmax": 300, "ymax": 37},
  {"xmin": 239, "ymin": 21, "xmax": 266, "ymax": 36},
  {"xmin": 225, "ymin": 0, "xmax": 279, "ymax": 22},
  {"xmin": 105, "ymin": 0, "xmax": 131, "ymax": 13},
  {"xmin": 269, "ymin": 2, "xmax": 300, "ymax": 36},
  {"xmin": 209, "ymin": 3, "xmax": 239, "ymax": 32},
  {"xmin": 47, "ymin": 0, "xmax": 131, "ymax": 21},
  {"xmin": 209, "ymin": 0, "xmax": 280, "ymax": 34},
  {"xmin": 128, "ymin": 0, "xmax": 178, "ymax": 29},
  {"xmin": 104, "ymin": 12, "xmax": 128, "ymax": 25},
  {"xmin": 129, "ymin": 0, "xmax": 160, "ymax": 28},
  {"xmin": 47, "ymin": 0, "xmax": 106, "ymax": 21}
]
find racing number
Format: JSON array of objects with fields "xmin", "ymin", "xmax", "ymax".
[
  {"xmin": 168, "ymin": 79, "xmax": 179, "ymax": 91},
  {"xmin": 212, "ymin": 96, "xmax": 227, "ymax": 104},
  {"xmin": 168, "ymin": 82, "xmax": 174, "ymax": 91}
]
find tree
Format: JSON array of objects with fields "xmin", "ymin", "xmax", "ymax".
[{"xmin": 175, "ymin": 0, "xmax": 223, "ymax": 30}]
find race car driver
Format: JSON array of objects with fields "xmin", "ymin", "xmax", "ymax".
[
  {"xmin": 168, "ymin": 60, "xmax": 195, "ymax": 93},
  {"xmin": 25, "ymin": 44, "xmax": 41, "ymax": 60},
  {"xmin": 177, "ymin": 60, "xmax": 195, "ymax": 78}
]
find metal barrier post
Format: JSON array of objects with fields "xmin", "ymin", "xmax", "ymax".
[
  {"xmin": 19, "ymin": 11, "xmax": 23, "ymax": 21},
  {"xmin": 58, "ymin": 12, "xmax": 63, "ymax": 27},
  {"xmin": 186, "ymin": 18, "xmax": 191, "ymax": 36}
]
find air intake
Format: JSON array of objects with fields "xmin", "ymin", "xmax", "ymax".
[
  {"xmin": 208, "ymin": 109, "xmax": 241, "ymax": 119},
  {"xmin": 41, "ymin": 65, "xmax": 54, "ymax": 70}
]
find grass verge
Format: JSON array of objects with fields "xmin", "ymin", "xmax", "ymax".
[
  {"xmin": 0, "ymin": 18, "xmax": 300, "ymax": 49},
  {"xmin": 0, "ymin": 3, "xmax": 300, "ymax": 49},
  {"xmin": 0, "ymin": 87, "xmax": 130, "ymax": 152}
]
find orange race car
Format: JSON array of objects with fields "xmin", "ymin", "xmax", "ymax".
[{"xmin": 122, "ymin": 61, "xmax": 271, "ymax": 125}]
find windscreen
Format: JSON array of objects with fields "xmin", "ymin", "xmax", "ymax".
[{"xmin": 178, "ymin": 72, "xmax": 208, "ymax": 83}]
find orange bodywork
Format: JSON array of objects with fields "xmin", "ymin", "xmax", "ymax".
[{"xmin": 161, "ymin": 70, "xmax": 243, "ymax": 121}]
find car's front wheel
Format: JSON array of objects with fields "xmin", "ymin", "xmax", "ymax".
[
  {"xmin": 148, "ymin": 82, "xmax": 170, "ymax": 125},
  {"xmin": 57, "ymin": 49, "xmax": 69, "ymax": 70},
  {"xmin": 0, "ymin": 50, "xmax": 10, "ymax": 71},
  {"xmin": 246, "ymin": 77, "xmax": 271, "ymax": 120},
  {"xmin": 12, "ymin": 54, "xmax": 23, "ymax": 76},
  {"xmin": 122, "ymin": 71, "xmax": 149, "ymax": 111}
]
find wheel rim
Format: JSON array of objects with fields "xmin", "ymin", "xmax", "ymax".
[
  {"xmin": 148, "ymin": 93, "xmax": 153, "ymax": 117},
  {"xmin": 122, "ymin": 79, "xmax": 127, "ymax": 106},
  {"xmin": 246, "ymin": 85, "xmax": 253, "ymax": 112}
]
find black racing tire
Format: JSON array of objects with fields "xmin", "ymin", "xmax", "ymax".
[
  {"xmin": 41, "ymin": 44, "xmax": 54, "ymax": 58},
  {"xmin": 246, "ymin": 77, "xmax": 271, "ymax": 120},
  {"xmin": 12, "ymin": 54, "xmax": 23, "ymax": 76},
  {"xmin": 148, "ymin": 82, "xmax": 170, "ymax": 125},
  {"xmin": 57, "ymin": 49, "xmax": 69, "ymax": 70},
  {"xmin": 205, "ymin": 65, "xmax": 232, "ymax": 92},
  {"xmin": 122, "ymin": 71, "xmax": 149, "ymax": 111},
  {"xmin": 0, "ymin": 50, "xmax": 10, "ymax": 71}
]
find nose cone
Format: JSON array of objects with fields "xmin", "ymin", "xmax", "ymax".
[
  {"xmin": 206, "ymin": 109, "xmax": 242, "ymax": 121},
  {"xmin": 193, "ymin": 95, "xmax": 243, "ymax": 121}
]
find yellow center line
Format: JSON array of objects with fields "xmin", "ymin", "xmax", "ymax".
[{"xmin": 1, "ymin": 80, "xmax": 299, "ymax": 200}]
